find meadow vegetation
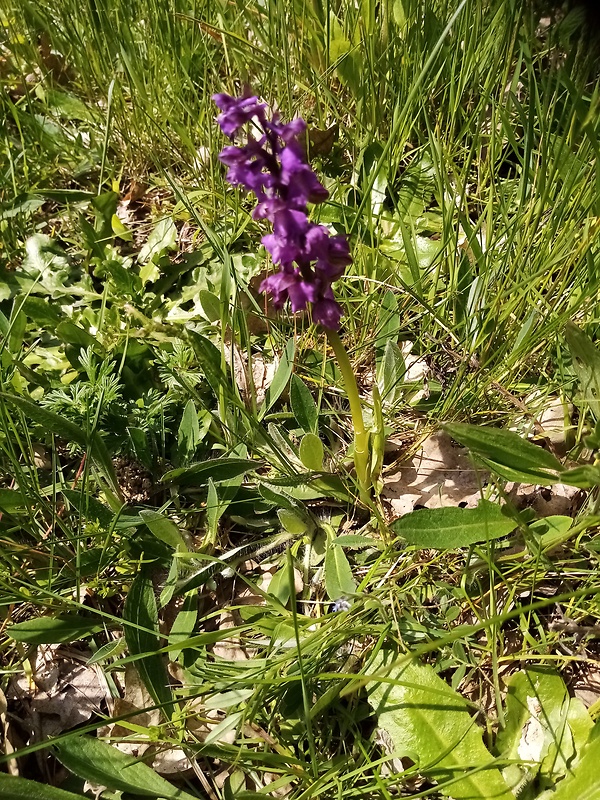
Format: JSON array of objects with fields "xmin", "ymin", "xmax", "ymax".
[{"xmin": 1, "ymin": 0, "xmax": 600, "ymax": 797}]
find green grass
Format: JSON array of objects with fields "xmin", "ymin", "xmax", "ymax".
[{"xmin": 1, "ymin": 0, "xmax": 600, "ymax": 797}]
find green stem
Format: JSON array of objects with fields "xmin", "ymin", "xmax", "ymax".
[{"xmin": 325, "ymin": 329, "xmax": 371, "ymax": 505}]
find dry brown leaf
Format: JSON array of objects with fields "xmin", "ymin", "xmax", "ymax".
[
  {"xmin": 383, "ymin": 431, "xmax": 485, "ymax": 516},
  {"xmin": 7, "ymin": 645, "xmax": 111, "ymax": 741}
]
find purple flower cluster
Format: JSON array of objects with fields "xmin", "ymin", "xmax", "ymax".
[{"xmin": 213, "ymin": 92, "xmax": 351, "ymax": 330}]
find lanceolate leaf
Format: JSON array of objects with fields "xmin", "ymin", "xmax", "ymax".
[
  {"xmin": 54, "ymin": 735, "xmax": 199, "ymax": 799},
  {"xmin": 290, "ymin": 374, "xmax": 318, "ymax": 433},
  {"xmin": 139, "ymin": 509, "xmax": 188, "ymax": 550},
  {"xmin": 259, "ymin": 337, "xmax": 295, "ymax": 419},
  {"xmin": 0, "ymin": 774, "xmax": 90, "ymax": 800},
  {"xmin": 444, "ymin": 422, "xmax": 564, "ymax": 485},
  {"xmin": 8, "ymin": 615, "xmax": 103, "ymax": 644},
  {"xmin": 161, "ymin": 457, "xmax": 258, "ymax": 486},
  {"xmin": 391, "ymin": 500, "xmax": 516, "ymax": 549},
  {"xmin": 549, "ymin": 724, "xmax": 600, "ymax": 799},
  {"xmin": 566, "ymin": 322, "xmax": 600, "ymax": 421},
  {"xmin": 123, "ymin": 571, "xmax": 174, "ymax": 719},
  {"xmin": 368, "ymin": 651, "xmax": 515, "ymax": 799},
  {"xmin": 324, "ymin": 536, "xmax": 356, "ymax": 600}
]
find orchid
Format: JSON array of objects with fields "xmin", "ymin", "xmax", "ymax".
[{"xmin": 213, "ymin": 92, "xmax": 350, "ymax": 330}]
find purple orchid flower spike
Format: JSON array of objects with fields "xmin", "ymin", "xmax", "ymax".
[{"xmin": 213, "ymin": 92, "xmax": 350, "ymax": 330}]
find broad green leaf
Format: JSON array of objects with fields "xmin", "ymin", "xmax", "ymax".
[
  {"xmin": 377, "ymin": 339, "xmax": 405, "ymax": 405},
  {"xmin": 87, "ymin": 636, "xmax": 127, "ymax": 664},
  {"xmin": 0, "ymin": 193, "xmax": 45, "ymax": 221},
  {"xmin": 162, "ymin": 457, "xmax": 257, "ymax": 486},
  {"xmin": 123, "ymin": 571, "xmax": 174, "ymax": 719},
  {"xmin": 299, "ymin": 432, "xmax": 324, "ymax": 470},
  {"xmin": 168, "ymin": 594, "xmax": 198, "ymax": 661},
  {"xmin": 0, "ymin": 774, "xmax": 89, "ymax": 800},
  {"xmin": 267, "ymin": 567, "xmax": 292, "ymax": 604},
  {"xmin": 178, "ymin": 399, "xmax": 201, "ymax": 463},
  {"xmin": 0, "ymin": 488, "xmax": 27, "ymax": 514},
  {"xmin": 45, "ymin": 88, "xmax": 96, "ymax": 122},
  {"xmin": 549, "ymin": 727, "xmax": 600, "ymax": 799},
  {"xmin": 54, "ymin": 735, "xmax": 198, "ymax": 799},
  {"xmin": 277, "ymin": 508, "xmax": 309, "ymax": 534},
  {"xmin": 187, "ymin": 331, "xmax": 229, "ymax": 398},
  {"xmin": 206, "ymin": 478, "xmax": 222, "ymax": 540},
  {"xmin": 139, "ymin": 510, "xmax": 188, "ymax": 550},
  {"xmin": 290, "ymin": 374, "xmax": 318, "ymax": 433},
  {"xmin": 259, "ymin": 482, "xmax": 303, "ymax": 511},
  {"xmin": 259, "ymin": 338, "xmax": 295, "ymax": 419},
  {"xmin": 198, "ymin": 289, "xmax": 221, "ymax": 322},
  {"xmin": 375, "ymin": 290, "xmax": 401, "ymax": 355},
  {"xmin": 529, "ymin": 515, "xmax": 573, "ymax": 548},
  {"xmin": 391, "ymin": 500, "xmax": 516, "ymax": 549},
  {"xmin": 496, "ymin": 667, "xmax": 589, "ymax": 787},
  {"xmin": 56, "ymin": 321, "xmax": 100, "ymax": 350},
  {"xmin": 138, "ymin": 217, "xmax": 177, "ymax": 264},
  {"xmin": 368, "ymin": 651, "xmax": 514, "ymax": 799},
  {"xmin": 21, "ymin": 296, "xmax": 62, "ymax": 326},
  {"xmin": 324, "ymin": 536, "xmax": 356, "ymax": 600},
  {"xmin": 9, "ymin": 615, "xmax": 103, "ymax": 644},
  {"xmin": 566, "ymin": 322, "xmax": 600, "ymax": 421},
  {"xmin": 204, "ymin": 689, "xmax": 255, "ymax": 711},
  {"xmin": 444, "ymin": 422, "xmax": 563, "ymax": 485}
]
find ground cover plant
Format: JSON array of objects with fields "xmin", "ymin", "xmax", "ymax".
[{"xmin": 1, "ymin": 0, "xmax": 600, "ymax": 796}]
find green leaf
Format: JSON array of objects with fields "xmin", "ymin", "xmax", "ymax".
[
  {"xmin": 21, "ymin": 296, "xmax": 63, "ymax": 326},
  {"xmin": 0, "ymin": 774, "xmax": 89, "ymax": 800},
  {"xmin": 377, "ymin": 339, "xmax": 405, "ymax": 404},
  {"xmin": 87, "ymin": 637, "xmax": 127, "ymax": 664},
  {"xmin": 168, "ymin": 594, "xmax": 198, "ymax": 661},
  {"xmin": 0, "ymin": 488, "xmax": 27, "ymax": 514},
  {"xmin": 111, "ymin": 213, "xmax": 133, "ymax": 241},
  {"xmin": 290, "ymin": 374, "xmax": 318, "ymax": 433},
  {"xmin": 198, "ymin": 289, "xmax": 222, "ymax": 322},
  {"xmin": 334, "ymin": 534, "xmax": 374, "ymax": 548},
  {"xmin": 549, "ymin": 726, "xmax": 600, "ymax": 799},
  {"xmin": 561, "ymin": 464, "xmax": 600, "ymax": 488},
  {"xmin": 324, "ymin": 536, "xmax": 356, "ymax": 600},
  {"xmin": 391, "ymin": 500, "xmax": 516, "ymax": 549},
  {"xmin": 368, "ymin": 651, "xmax": 514, "ymax": 799},
  {"xmin": 9, "ymin": 615, "xmax": 103, "ymax": 644},
  {"xmin": 139, "ymin": 510, "xmax": 188, "ymax": 550},
  {"xmin": 178, "ymin": 399, "xmax": 201, "ymax": 463},
  {"xmin": 54, "ymin": 735, "xmax": 199, "ymax": 799},
  {"xmin": 267, "ymin": 567, "xmax": 292, "ymax": 605},
  {"xmin": 277, "ymin": 508, "xmax": 309, "ymax": 534},
  {"xmin": 299, "ymin": 432, "xmax": 324, "ymax": 470},
  {"xmin": 55, "ymin": 321, "xmax": 101, "ymax": 350},
  {"xmin": 123, "ymin": 571, "xmax": 174, "ymax": 719},
  {"xmin": 497, "ymin": 667, "xmax": 585, "ymax": 786},
  {"xmin": 187, "ymin": 331, "xmax": 229, "ymax": 398},
  {"xmin": 259, "ymin": 338, "xmax": 295, "ymax": 419},
  {"xmin": 162, "ymin": 457, "xmax": 257, "ymax": 486},
  {"xmin": 529, "ymin": 515, "xmax": 573, "ymax": 548},
  {"xmin": 444, "ymin": 422, "xmax": 563, "ymax": 485},
  {"xmin": 138, "ymin": 217, "xmax": 178, "ymax": 264},
  {"xmin": 259, "ymin": 482, "xmax": 303, "ymax": 511},
  {"xmin": 566, "ymin": 322, "xmax": 600, "ymax": 421}
]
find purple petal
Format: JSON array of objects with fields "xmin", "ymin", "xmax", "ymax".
[
  {"xmin": 312, "ymin": 297, "xmax": 343, "ymax": 329},
  {"xmin": 213, "ymin": 93, "xmax": 267, "ymax": 138}
]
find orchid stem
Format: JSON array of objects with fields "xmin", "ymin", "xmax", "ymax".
[{"xmin": 325, "ymin": 329, "xmax": 371, "ymax": 506}]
